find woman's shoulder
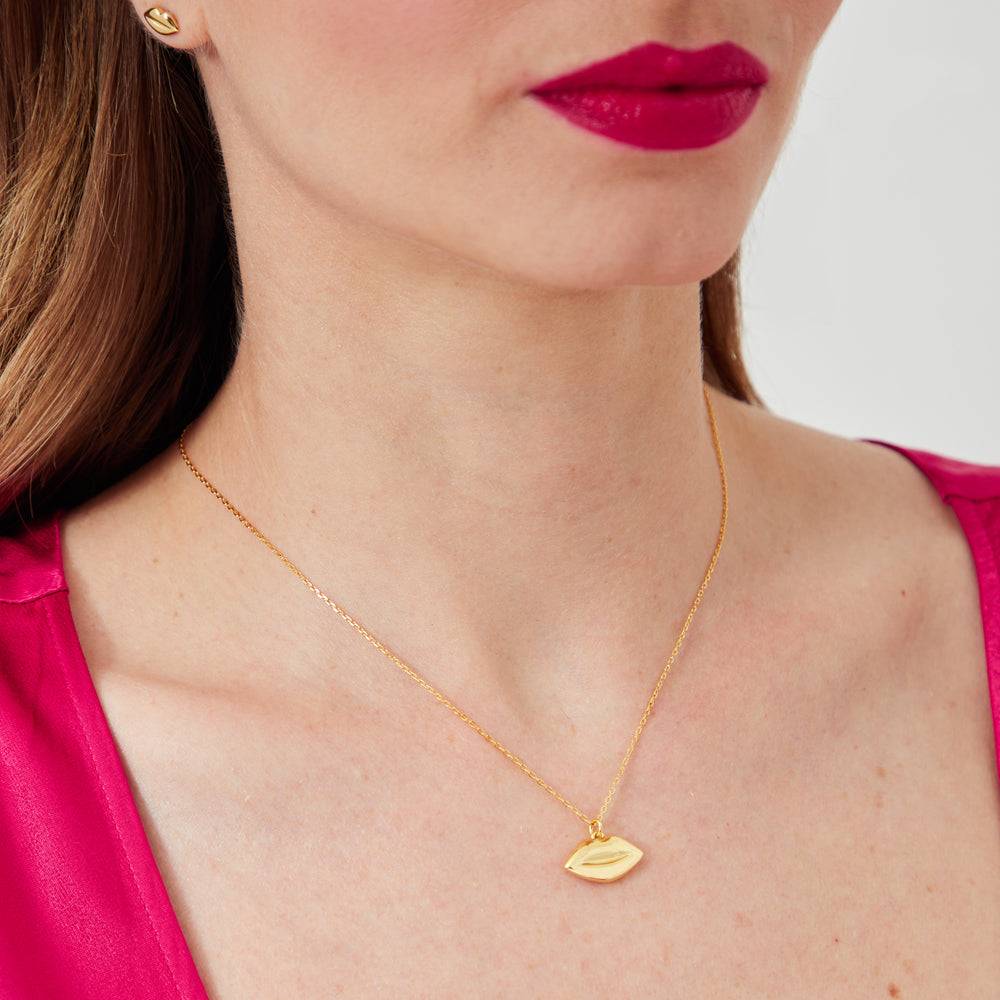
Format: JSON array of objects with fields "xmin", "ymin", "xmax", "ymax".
[
  {"xmin": 721, "ymin": 396, "xmax": 999, "ymax": 710},
  {"xmin": 717, "ymin": 396, "xmax": 1000, "ymax": 655},
  {"xmin": 719, "ymin": 395, "xmax": 1000, "ymax": 551},
  {"xmin": 720, "ymin": 395, "xmax": 999, "ymax": 787},
  {"xmin": 871, "ymin": 444, "xmax": 1000, "ymax": 607}
]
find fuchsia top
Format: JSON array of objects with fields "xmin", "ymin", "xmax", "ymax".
[{"xmin": 1, "ymin": 447, "xmax": 999, "ymax": 998}]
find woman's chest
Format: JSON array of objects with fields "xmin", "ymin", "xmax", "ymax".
[
  {"xmin": 143, "ymin": 794, "xmax": 1000, "ymax": 1000},
  {"xmin": 102, "ymin": 668, "xmax": 1000, "ymax": 1000}
]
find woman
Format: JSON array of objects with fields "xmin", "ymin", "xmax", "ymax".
[{"xmin": 1, "ymin": 1, "xmax": 998, "ymax": 996}]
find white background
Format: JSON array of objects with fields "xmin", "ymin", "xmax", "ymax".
[{"xmin": 741, "ymin": 0, "xmax": 999, "ymax": 462}]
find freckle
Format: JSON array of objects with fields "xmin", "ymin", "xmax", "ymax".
[
  {"xmin": 178, "ymin": 591, "xmax": 184, "ymax": 600},
  {"xmin": 926, "ymin": 884, "xmax": 934, "ymax": 893},
  {"xmin": 877, "ymin": 765, "xmax": 886, "ymax": 779},
  {"xmin": 888, "ymin": 985, "xmax": 900, "ymax": 998},
  {"xmin": 152, "ymin": 557, "xmax": 159, "ymax": 564},
  {"xmin": 900, "ymin": 589, "xmax": 906, "ymax": 597},
  {"xmin": 311, "ymin": 508, "xmax": 317, "ymax": 516},
  {"xmin": 875, "ymin": 793, "xmax": 884, "ymax": 809}
]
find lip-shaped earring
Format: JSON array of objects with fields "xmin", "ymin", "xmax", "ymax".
[{"xmin": 143, "ymin": 7, "xmax": 180, "ymax": 35}]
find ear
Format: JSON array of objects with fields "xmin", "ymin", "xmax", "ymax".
[{"xmin": 130, "ymin": 4, "xmax": 210, "ymax": 50}]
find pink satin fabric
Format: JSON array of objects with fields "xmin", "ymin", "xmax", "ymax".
[
  {"xmin": 0, "ymin": 517, "xmax": 207, "ymax": 999},
  {"xmin": 0, "ymin": 448, "xmax": 998, "ymax": 998}
]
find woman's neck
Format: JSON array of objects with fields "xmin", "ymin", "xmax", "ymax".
[{"xmin": 183, "ymin": 210, "xmax": 729, "ymax": 719}]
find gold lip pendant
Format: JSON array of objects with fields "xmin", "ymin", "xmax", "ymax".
[{"xmin": 564, "ymin": 833, "xmax": 643, "ymax": 883}]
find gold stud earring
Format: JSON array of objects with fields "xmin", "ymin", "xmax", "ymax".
[{"xmin": 143, "ymin": 7, "xmax": 180, "ymax": 35}]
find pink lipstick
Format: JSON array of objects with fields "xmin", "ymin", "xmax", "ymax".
[{"xmin": 529, "ymin": 42, "xmax": 769, "ymax": 151}]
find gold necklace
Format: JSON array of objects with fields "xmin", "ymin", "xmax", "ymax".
[{"xmin": 179, "ymin": 386, "xmax": 727, "ymax": 883}]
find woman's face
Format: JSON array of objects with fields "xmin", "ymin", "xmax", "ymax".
[{"xmin": 169, "ymin": 0, "xmax": 842, "ymax": 288}]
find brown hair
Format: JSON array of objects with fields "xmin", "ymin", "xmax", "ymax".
[
  {"xmin": 0, "ymin": 1, "xmax": 756, "ymax": 526},
  {"xmin": 701, "ymin": 247, "xmax": 759, "ymax": 404}
]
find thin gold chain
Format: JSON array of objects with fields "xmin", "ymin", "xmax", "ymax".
[{"xmin": 178, "ymin": 387, "xmax": 727, "ymax": 835}]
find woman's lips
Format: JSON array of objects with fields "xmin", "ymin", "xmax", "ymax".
[{"xmin": 528, "ymin": 41, "xmax": 769, "ymax": 151}]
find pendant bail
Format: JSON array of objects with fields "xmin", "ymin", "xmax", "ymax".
[{"xmin": 589, "ymin": 818, "xmax": 604, "ymax": 840}]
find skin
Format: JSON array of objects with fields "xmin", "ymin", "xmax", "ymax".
[{"xmin": 59, "ymin": 0, "xmax": 1000, "ymax": 995}]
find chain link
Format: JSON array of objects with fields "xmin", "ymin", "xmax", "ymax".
[{"xmin": 178, "ymin": 387, "xmax": 727, "ymax": 833}]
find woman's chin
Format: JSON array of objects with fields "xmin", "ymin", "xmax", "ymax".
[{"xmin": 487, "ymin": 244, "xmax": 742, "ymax": 292}]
